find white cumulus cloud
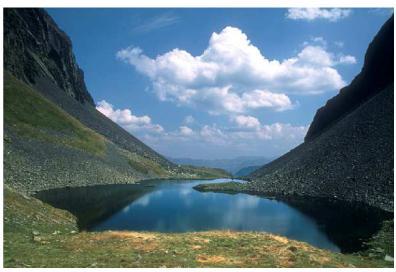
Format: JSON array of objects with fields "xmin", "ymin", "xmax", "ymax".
[
  {"xmin": 117, "ymin": 26, "xmax": 351, "ymax": 114},
  {"xmin": 338, "ymin": 55, "xmax": 357, "ymax": 64},
  {"xmin": 96, "ymin": 100, "xmax": 164, "ymax": 134},
  {"xmin": 233, "ymin": 115, "xmax": 261, "ymax": 129},
  {"xmin": 179, "ymin": 126, "xmax": 194, "ymax": 136},
  {"xmin": 286, "ymin": 8, "xmax": 352, "ymax": 22}
]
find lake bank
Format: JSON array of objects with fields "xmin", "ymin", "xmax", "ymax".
[
  {"xmin": 4, "ymin": 186, "xmax": 393, "ymax": 268},
  {"xmin": 28, "ymin": 178, "xmax": 394, "ymax": 254}
]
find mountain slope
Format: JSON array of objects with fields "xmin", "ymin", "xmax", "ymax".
[
  {"xmin": 235, "ymin": 166, "xmax": 261, "ymax": 177},
  {"xmin": 247, "ymin": 15, "xmax": 394, "ymax": 212},
  {"xmin": 3, "ymin": 8, "xmax": 229, "ymax": 193},
  {"xmin": 4, "ymin": 8, "xmax": 171, "ymax": 167},
  {"xmin": 305, "ymin": 15, "xmax": 394, "ymax": 141}
]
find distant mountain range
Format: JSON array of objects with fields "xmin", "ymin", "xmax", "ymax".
[{"xmin": 169, "ymin": 156, "xmax": 272, "ymax": 175}]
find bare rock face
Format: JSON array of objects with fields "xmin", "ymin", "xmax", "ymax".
[
  {"xmin": 4, "ymin": 8, "xmax": 94, "ymax": 106},
  {"xmin": 305, "ymin": 15, "xmax": 394, "ymax": 141}
]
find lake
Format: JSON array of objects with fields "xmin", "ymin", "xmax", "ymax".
[{"xmin": 34, "ymin": 178, "xmax": 391, "ymax": 253}]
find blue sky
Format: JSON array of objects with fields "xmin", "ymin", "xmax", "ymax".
[{"xmin": 47, "ymin": 8, "xmax": 392, "ymax": 159}]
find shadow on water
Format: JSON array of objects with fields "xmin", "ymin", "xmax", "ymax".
[
  {"xmin": 273, "ymin": 196, "xmax": 393, "ymax": 253},
  {"xmin": 34, "ymin": 183, "xmax": 156, "ymax": 229},
  {"xmin": 34, "ymin": 179, "xmax": 392, "ymax": 253}
]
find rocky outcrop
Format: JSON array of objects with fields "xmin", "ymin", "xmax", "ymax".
[
  {"xmin": 4, "ymin": 8, "xmax": 94, "ymax": 106},
  {"xmin": 305, "ymin": 15, "xmax": 394, "ymax": 141},
  {"xmin": 248, "ymin": 16, "xmax": 394, "ymax": 212}
]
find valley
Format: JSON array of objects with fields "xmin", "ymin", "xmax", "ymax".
[{"xmin": 2, "ymin": 7, "xmax": 394, "ymax": 269}]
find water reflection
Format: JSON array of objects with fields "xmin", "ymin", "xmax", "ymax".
[{"xmin": 34, "ymin": 179, "xmax": 391, "ymax": 253}]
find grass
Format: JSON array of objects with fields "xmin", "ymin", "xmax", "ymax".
[
  {"xmin": 194, "ymin": 181, "xmax": 247, "ymax": 193},
  {"xmin": 125, "ymin": 151, "xmax": 168, "ymax": 176},
  {"xmin": 361, "ymin": 220, "xmax": 394, "ymax": 259},
  {"xmin": 4, "ymin": 71, "xmax": 106, "ymax": 156},
  {"xmin": 175, "ymin": 165, "xmax": 232, "ymax": 180},
  {"xmin": 4, "ymin": 187, "xmax": 392, "ymax": 268}
]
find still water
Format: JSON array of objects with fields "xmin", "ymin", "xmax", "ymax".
[{"xmin": 35, "ymin": 178, "xmax": 391, "ymax": 253}]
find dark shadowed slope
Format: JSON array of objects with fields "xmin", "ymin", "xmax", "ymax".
[{"xmin": 248, "ymin": 15, "xmax": 394, "ymax": 212}]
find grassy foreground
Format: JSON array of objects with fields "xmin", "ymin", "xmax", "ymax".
[{"xmin": 4, "ymin": 187, "xmax": 392, "ymax": 268}]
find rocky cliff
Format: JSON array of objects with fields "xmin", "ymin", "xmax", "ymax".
[
  {"xmin": 4, "ymin": 8, "xmax": 94, "ymax": 106},
  {"xmin": 248, "ymin": 15, "xmax": 394, "ymax": 212}
]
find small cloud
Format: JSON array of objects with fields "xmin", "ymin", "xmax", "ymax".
[
  {"xmin": 334, "ymin": 41, "xmax": 344, "ymax": 48},
  {"xmin": 132, "ymin": 12, "xmax": 180, "ymax": 33},
  {"xmin": 96, "ymin": 100, "xmax": 163, "ymax": 134},
  {"xmin": 286, "ymin": 8, "xmax": 352, "ymax": 22},
  {"xmin": 298, "ymin": 38, "xmax": 356, "ymax": 67},
  {"xmin": 311, "ymin": 36, "xmax": 327, "ymax": 46},
  {"xmin": 200, "ymin": 124, "xmax": 227, "ymax": 144},
  {"xmin": 183, "ymin": 115, "xmax": 195, "ymax": 125},
  {"xmin": 338, "ymin": 55, "xmax": 357, "ymax": 65},
  {"xmin": 232, "ymin": 115, "xmax": 261, "ymax": 130},
  {"xmin": 179, "ymin": 126, "xmax": 194, "ymax": 136}
]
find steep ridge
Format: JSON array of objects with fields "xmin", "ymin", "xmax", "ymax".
[
  {"xmin": 305, "ymin": 15, "xmax": 394, "ymax": 141},
  {"xmin": 248, "ymin": 15, "xmax": 394, "ymax": 212},
  {"xmin": 4, "ymin": 8, "xmax": 229, "ymax": 193},
  {"xmin": 4, "ymin": 8, "xmax": 171, "ymax": 167},
  {"xmin": 4, "ymin": 8, "xmax": 94, "ymax": 106}
]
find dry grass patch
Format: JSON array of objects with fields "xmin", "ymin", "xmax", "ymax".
[
  {"xmin": 270, "ymin": 234, "xmax": 289, "ymax": 244},
  {"xmin": 65, "ymin": 231, "xmax": 160, "ymax": 253},
  {"xmin": 191, "ymin": 236, "xmax": 211, "ymax": 243},
  {"xmin": 196, "ymin": 254, "xmax": 226, "ymax": 264},
  {"xmin": 191, "ymin": 245, "xmax": 203, "ymax": 250},
  {"xmin": 98, "ymin": 231, "xmax": 157, "ymax": 240}
]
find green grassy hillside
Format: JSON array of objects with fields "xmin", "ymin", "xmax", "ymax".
[{"xmin": 5, "ymin": 71, "xmax": 106, "ymax": 156}]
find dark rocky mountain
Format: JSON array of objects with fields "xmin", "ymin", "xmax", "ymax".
[
  {"xmin": 4, "ymin": 8, "xmax": 94, "ymax": 106},
  {"xmin": 305, "ymin": 15, "xmax": 394, "ymax": 141},
  {"xmin": 248, "ymin": 15, "xmax": 394, "ymax": 212}
]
